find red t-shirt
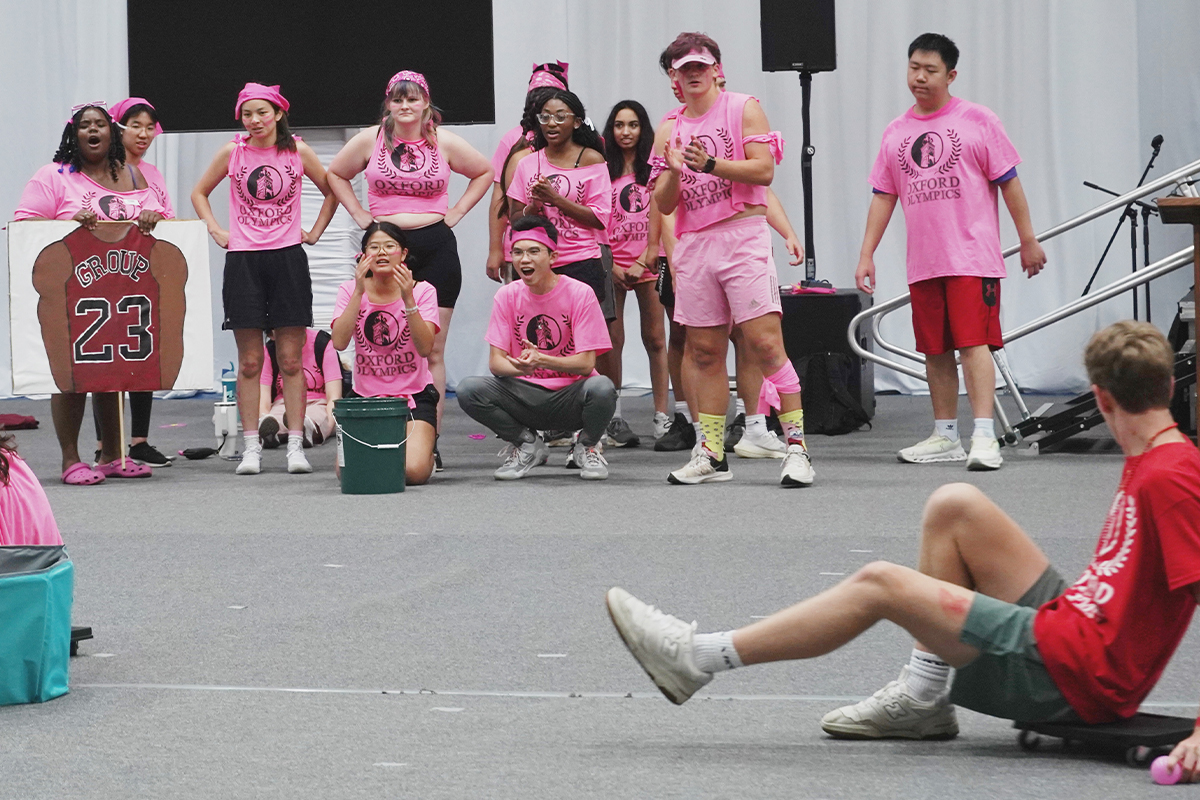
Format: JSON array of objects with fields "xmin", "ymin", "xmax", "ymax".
[{"xmin": 1034, "ymin": 440, "xmax": 1200, "ymax": 722}]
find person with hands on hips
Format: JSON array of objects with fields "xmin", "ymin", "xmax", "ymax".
[
  {"xmin": 190, "ymin": 82, "xmax": 338, "ymax": 476},
  {"xmin": 331, "ymin": 222, "xmax": 440, "ymax": 486},
  {"xmin": 855, "ymin": 33, "xmax": 1046, "ymax": 472}
]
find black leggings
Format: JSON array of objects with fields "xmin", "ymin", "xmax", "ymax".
[{"xmin": 92, "ymin": 391, "xmax": 152, "ymax": 440}]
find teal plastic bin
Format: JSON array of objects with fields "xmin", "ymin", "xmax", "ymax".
[{"xmin": 0, "ymin": 546, "xmax": 73, "ymax": 705}]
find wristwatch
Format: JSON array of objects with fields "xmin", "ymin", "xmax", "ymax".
[{"xmin": 701, "ymin": 155, "xmax": 717, "ymax": 174}]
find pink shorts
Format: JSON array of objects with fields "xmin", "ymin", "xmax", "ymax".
[{"xmin": 671, "ymin": 216, "xmax": 781, "ymax": 327}]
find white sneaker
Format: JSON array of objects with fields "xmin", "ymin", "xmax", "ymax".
[
  {"xmin": 235, "ymin": 442, "xmax": 262, "ymax": 475},
  {"xmin": 286, "ymin": 438, "xmax": 312, "ymax": 474},
  {"xmin": 605, "ymin": 587, "xmax": 712, "ymax": 705},
  {"xmin": 966, "ymin": 436, "xmax": 1004, "ymax": 471},
  {"xmin": 780, "ymin": 444, "xmax": 815, "ymax": 487},
  {"xmin": 494, "ymin": 437, "xmax": 548, "ymax": 480},
  {"xmin": 898, "ymin": 433, "xmax": 967, "ymax": 464},
  {"xmin": 653, "ymin": 411, "xmax": 672, "ymax": 439},
  {"xmin": 668, "ymin": 446, "xmax": 732, "ymax": 485},
  {"xmin": 820, "ymin": 668, "xmax": 959, "ymax": 739},
  {"xmin": 575, "ymin": 443, "xmax": 609, "ymax": 480},
  {"xmin": 734, "ymin": 428, "xmax": 787, "ymax": 459}
]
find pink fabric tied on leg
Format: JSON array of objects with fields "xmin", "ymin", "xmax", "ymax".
[{"xmin": 759, "ymin": 361, "xmax": 802, "ymax": 414}]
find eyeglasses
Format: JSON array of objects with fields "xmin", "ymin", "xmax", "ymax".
[
  {"xmin": 510, "ymin": 246, "xmax": 547, "ymax": 258},
  {"xmin": 365, "ymin": 241, "xmax": 404, "ymax": 254},
  {"xmin": 536, "ymin": 112, "xmax": 576, "ymax": 125}
]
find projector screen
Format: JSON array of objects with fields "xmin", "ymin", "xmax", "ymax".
[{"xmin": 127, "ymin": 0, "xmax": 495, "ymax": 131}]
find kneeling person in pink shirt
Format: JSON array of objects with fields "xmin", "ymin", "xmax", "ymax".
[
  {"xmin": 457, "ymin": 216, "xmax": 616, "ymax": 481},
  {"xmin": 258, "ymin": 328, "xmax": 343, "ymax": 448}
]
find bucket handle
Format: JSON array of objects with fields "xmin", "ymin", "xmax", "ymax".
[{"xmin": 336, "ymin": 424, "xmax": 409, "ymax": 450}]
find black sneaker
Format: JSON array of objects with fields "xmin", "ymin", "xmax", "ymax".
[
  {"xmin": 606, "ymin": 417, "xmax": 641, "ymax": 448},
  {"xmin": 434, "ymin": 444, "xmax": 444, "ymax": 472},
  {"xmin": 724, "ymin": 412, "xmax": 746, "ymax": 450},
  {"xmin": 258, "ymin": 416, "xmax": 282, "ymax": 449},
  {"xmin": 653, "ymin": 413, "xmax": 697, "ymax": 452},
  {"xmin": 128, "ymin": 441, "xmax": 173, "ymax": 467},
  {"xmin": 542, "ymin": 430, "xmax": 574, "ymax": 447}
]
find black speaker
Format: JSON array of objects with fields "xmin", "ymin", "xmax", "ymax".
[
  {"xmin": 760, "ymin": 0, "xmax": 837, "ymax": 73},
  {"xmin": 780, "ymin": 289, "xmax": 874, "ymax": 418}
]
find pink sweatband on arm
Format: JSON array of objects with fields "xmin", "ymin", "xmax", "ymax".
[
  {"xmin": 510, "ymin": 229, "xmax": 557, "ymax": 253},
  {"xmin": 743, "ymin": 132, "xmax": 785, "ymax": 165},
  {"xmin": 235, "ymin": 83, "xmax": 290, "ymax": 118}
]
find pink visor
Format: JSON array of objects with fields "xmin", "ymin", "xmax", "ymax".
[
  {"xmin": 235, "ymin": 83, "xmax": 290, "ymax": 119},
  {"xmin": 510, "ymin": 228, "xmax": 557, "ymax": 253},
  {"xmin": 111, "ymin": 97, "xmax": 164, "ymax": 136},
  {"xmin": 528, "ymin": 61, "xmax": 569, "ymax": 90},
  {"xmin": 671, "ymin": 48, "xmax": 717, "ymax": 70}
]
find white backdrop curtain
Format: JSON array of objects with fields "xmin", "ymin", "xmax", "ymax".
[{"xmin": 3, "ymin": 0, "xmax": 1198, "ymax": 398}]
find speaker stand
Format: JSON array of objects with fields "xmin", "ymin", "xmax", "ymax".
[{"xmin": 798, "ymin": 71, "xmax": 823, "ymax": 288}]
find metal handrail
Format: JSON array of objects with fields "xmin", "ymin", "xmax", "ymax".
[{"xmin": 848, "ymin": 157, "xmax": 1200, "ymax": 380}]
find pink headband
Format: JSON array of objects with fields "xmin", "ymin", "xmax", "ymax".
[
  {"xmin": 235, "ymin": 83, "xmax": 289, "ymax": 119},
  {"xmin": 528, "ymin": 61, "xmax": 569, "ymax": 90},
  {"xmin": 111, "ymin": 97, "xmax": 164, "ymax": 136},
  {"xmin": 510, "ymin": 228, "xmax": 557, "ymax": 253},
  {"xmin": 386, "ymin": 70, "xmax": 429, "ymax": 97}
]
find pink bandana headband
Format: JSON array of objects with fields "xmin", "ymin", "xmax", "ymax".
[
  {"xmin": 528, "ymin": 61, "xmax": 569, "ymax": 90},
  {"xmin": 510, "ymin": 227, "xmax": 557, "ymax": 253},
  {"xmin": 235, "ymin": 83, "xmax": 290, "ymax": 119},
  {"xmin": 386, "ymin": 70, "xmax": 430, "ymax": 97},
  {"xmin": 111, "ymin": 97, "xmax": 164, "ymax": 136}
]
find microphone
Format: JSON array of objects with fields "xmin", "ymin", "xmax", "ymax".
[{"xmin": 1151, "ymin": 134, "xmax": 1164, "ymax": 152}]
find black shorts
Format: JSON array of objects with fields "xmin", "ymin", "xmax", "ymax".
[
  {"xmin": 222, "ymin": 245, "xmax": 313, "ymax": 330},
  {"xmin": 655, "ymin": 257, "xmax": 674, "ymax": 311},
  {"xmin": 408, "ymin": 383, "xmax": 439, "ymax": 428},
  {"xmin": 554, "ymin": 257, "xmax": 617, "ymax": 322},
  {"xmin": 404, "ymin": 221, "xmax": 462, "ymax": 309}
]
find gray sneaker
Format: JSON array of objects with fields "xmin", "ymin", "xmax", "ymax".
[
  {"xmin": 605, "ymin": 587, "xmax": 712, "ymax": 705},
  {"xmin": 820, "ymin": 667, "xmax": 959, "ymax": 740},
  {"xmin": 606, "ymin": 417, "xmax": 641, "ymax": 447},
  {"xmin": 494, "ymin": 437, "xmax": 549, "ymax": 480},
  {"xmin": 574, "ymin": 442, "xmax": 609, "ymax": 480}
]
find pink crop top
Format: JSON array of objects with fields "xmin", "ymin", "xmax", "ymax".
[
  {"xmin": 365, "ymin": 132, "xmax": 450, "ymax": 216},
  {"xmin": 227, "ymin": 135, "xmax": 305, "ymax": 252},
  {"xmin": 650, "ymin": 92, "xmax": 784, "ymax": 235}
]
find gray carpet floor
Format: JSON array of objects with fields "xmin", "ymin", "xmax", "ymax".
[{"xmin": 0, "ymin": 392, "xmax": 1193, "ymax": 798}]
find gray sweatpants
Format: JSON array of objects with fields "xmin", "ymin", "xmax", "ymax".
[{"xmin": 456, "ymin": 375, "xmax": 616, "ymax": 447}]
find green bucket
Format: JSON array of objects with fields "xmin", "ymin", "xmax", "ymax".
[{"xmin": 334, "ymin": 397, "xmax": 410, "ymax": 494}]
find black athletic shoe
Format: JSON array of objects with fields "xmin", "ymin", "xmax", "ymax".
[
  {"xmin": 606, "ymin": 417, "xmax": 641, "ymax": 447},
  {"xmin": 128, "ymin": 441, "xmax": 173, "ymax": 466},
  {"xmin": 434, "ymin": 444, "xmax": 444, "ymax": 472},
  {"xmin": 723, "ymin": 412, "xmax": 746, "ymax": 450},
  {"xmin": 258, "ymin": 416, "xmax": 282, "ymax": 449},
  {"xmin": 653, "ymin": 413, "xmax": 696, "ymax": 452}
]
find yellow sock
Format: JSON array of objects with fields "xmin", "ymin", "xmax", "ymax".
[
  {"xmin": 778, "ymin": 408, "xmax": 805, "ymax": 447},
  {"xmin": 699, "ymin": 413, "xmax": 726, "ymax": 459}
]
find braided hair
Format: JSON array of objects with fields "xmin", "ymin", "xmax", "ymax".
[
  {"xmin": 52, "ymin": 105, "xmax": 125, "ymax": 182},
  {"xmin": 530, "ymin": 90, "xmax": 604, "ymax": 155},
  {"xmin": 496, "ymin": 86, "xmax": 561, "ymax": 218}
]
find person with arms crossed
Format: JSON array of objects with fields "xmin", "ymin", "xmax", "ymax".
[{"xmin": 856, "ymin": 33, "xmax": 1046, "ymax": 470}]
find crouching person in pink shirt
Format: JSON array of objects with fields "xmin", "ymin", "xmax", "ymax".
[
  {"xmin": 457, "ymin": 216, "xmax": 616, "ymax": 481},
  {"xmin": 0, "ymin": 434, "xmax": 63, "ymax": 547}
]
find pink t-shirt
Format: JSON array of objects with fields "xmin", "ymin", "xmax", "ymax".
[
  {"xmin": 259, "ymin": 328, "xmax": 343, "ymax": 402},
  {"xmin": 332, "ymin": 280, "xmax": 440, "ymax": 400},
  {"xmin": 227, "ymin": 135, "xmax": 305, "ymax": 252},
  {"xmin": 365, "ymin": 133, "xmax": 450, "ymax": 216},
  {"xmin": 659, "ymin": 92, "xmax": 772, "ymax": 235},
  {"xmin": 137, "ymin": 161, "xmax": 175, "ymax": 219},
  {"xmin": 608, "ymin": 173, "xmax": 652, "ymax": 265},
  {"xmin": 0, "ymin": 455, "xmax": 63, "ymax": 547},
  {"xmin": 507, "ymin": 150, "xmax": 612, "ymax": 266},
  {"xmin": 484, "ymin": 275, "xmax": 611, "ymax": 390},
  {"xmin": 868, "ymin": 97, "xmax": 1021, "ymax": 284},
  {"xmin": 15, "ymin": 163, "xmax": 169, "ymax": 221},
  {"xmin": 492, "ymin": 125, "xmax": 525, "ymax": 183}
]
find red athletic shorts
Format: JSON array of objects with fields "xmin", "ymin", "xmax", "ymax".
[{"xmin": 909, "ymin": 276, "xmax": 1003, "ymax": 356}]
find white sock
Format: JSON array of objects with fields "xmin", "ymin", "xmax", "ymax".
[
  {"xmin": 905, "ymin": 648, "xmax": 951, "ymax": 701},
  {"xmin": 613, "ymin": 397, "xmax": 623, "ymax": 419},
  {"xmin": 934, "ymin": 419, "xmax": 959, "ymax": 443},
  {"xmin": 745, "ymin": 413, "xmax": 768, "ymax": 438},
  {"xmin": 244, "ymin": 432, "xmax": 260, "ymax": 450},
  {"xmin": 972, "ymin": 418, "xmax": 995, "ymax": 440},
  {"xmin": 287, "ymin": 430, "xmax": 303, "ymax": 450},
  {"xmin": 735, "ymin": 397, "xmax": 746, "ymax": 416},
  {"xmin": 692, "ymin": 631, "xmax": 743, "ymax": 673},
  {"xmin": 693, "ymin": 421, "xmax": 705, "ymax": 442},
  {"xmin": 676, "ymin": 400, "xmax": 692, "ymax": 422}
]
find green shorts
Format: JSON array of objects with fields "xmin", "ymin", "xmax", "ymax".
[{"xmin": 948, "ymin": 566, "xmax": 1080, "ymax": 723}]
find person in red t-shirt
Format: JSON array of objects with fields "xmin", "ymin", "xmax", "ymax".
[{"xmin": 606, "ymin": 320, "xmax": 1200, "ymax": 779}]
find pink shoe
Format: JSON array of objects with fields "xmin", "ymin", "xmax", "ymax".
[
  {"xmin": 62, "ymin": 462, "xmax": 105, "ymax": 486},
  {"xmin": 95, "ymin": 459, "xmax": 152, "ymax": 479}
]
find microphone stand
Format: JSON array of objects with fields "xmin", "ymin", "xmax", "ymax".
[
  {"xmin": 1083, "ymin": 182, "xmax": 1159, "ymax": 321},
  {"xmin": 1080, "ymin": 136, "xmax": 1164, "ymax": 301}
]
